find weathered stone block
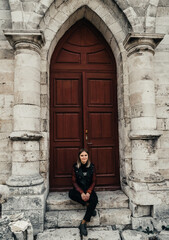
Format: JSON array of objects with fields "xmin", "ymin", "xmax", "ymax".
[
  {"xmin": 8, "ymin": 184, "xmax": 45, "ymax": 196},
  {"xmin": 0, "ymin": 0, "xmax": 10, "ymax": 10},
  {"xmin": 0, "ymin": 120, "xmax": 13, "ymax": 132},
  {"xmin": 0, "ymin": 184, "xmax": 9, "ymax": 203},
  {"xmin": 40, "ymin": 160, "xmax": 48, "ymax": 173},
  {"xmin": 14, "ymin": 105, "xmax": 40, "ymax": 119},
  {"xmin": 100, "ymin": 209, "xmax": 131, "ymax": 226},
  {"xmin": 12, "ymin": 161, "xmax": 39, "ymax": 176},
  {"xmin": 97, "ymin": 190, "xmax": 129, "ymax": 208},
  {"xmin": 36, "ymin": 228, "xmax": 80, "ymax": 240},
  {"xmin": 15, "ymin": 91, "xmax": 40, "ymax": 106},
  {"xmin": 158, "ymin": 230, "xmax": 169, "ymax": 240},
  {"xmin": 13, "ymin": 150, "xmax": 40, "ymax": 162},
  {"xmin": 152, "ymin": 218, "xmax": 169, "ymax": 232},
  {"xmin": 130, "ymin": 201, "xmax": 151, "ymax": 217},
  {"xmin": 0, "ymin": 162, "xmax": 11, "ymax": 174},
  {"xmin": 3, "ymin": 209, "xmax": 44, "ymax": 236},
  {"xmin": 128, "ymin": 181, "xmax": 148, "ymax": 191},
  {"xmin": 58, "ymin": 209, "xmax": 100, "ymax": 227},
  {"xmin": 121, "ymin": 230, "xmax": 149, "ymax": 240},
  {"xmin": 47, "ymin": 192, "xmax": 84, "ymax": 211},
  {"xmin": 131, "ymin": 117, "xmax": 156, "ymax": 131},
  {"xmin": 13, "ymin": 141, "xmax": 39, "ymax": 151},
  {"xmin": 132, "ymin": 217, "xmax": 154, "ymax": 232},
  {"xmin": 152, "ymin": 204, "xmax": 169, "ymax": 218},
  {"xmin": 0, "ymin": 217, "xmax": 13, "ymax": 240},
  {"xmin": 83, "ymin": 228, "xmax": 121, "ymax": 240},
  {"xmin": 148, "ymin": 181, "xmax": 169, "ymax": 191},
  {"xmin": 46, "ymin": 191, "xmax": 129, "ymax": 211},
  {"xmin": 3, "ymin": 194, "xmax": 44, "ymax": 211},
  {"xmin": 9, "ymin": 219, "xmax": 33, "ymax": 240},
  {"xmin": 44, "ymin": 211, "xmax": 59, "ymax": 229},
  {"xmin": 14, "ymin": 117, "xmax": 40, "ymax": 132}
]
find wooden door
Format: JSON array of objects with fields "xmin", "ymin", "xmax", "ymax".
[{"xmin": 50, "ymin": 19, "xmax": 120, "ymax": 191}]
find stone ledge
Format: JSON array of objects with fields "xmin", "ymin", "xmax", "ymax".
[
  {"xmin": 129, "ymin": 130, "xmax": 163, "ymax": 140},
  {"xmin": 46, "ymin": 190, "xmax": 129, "ymax": 211},
  {"xmin": 9, "ymin": 131, "xmax": 43, "ymax": 141}
]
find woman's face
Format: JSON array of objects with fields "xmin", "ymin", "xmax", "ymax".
[{"xmin": 79, "ymin": 151, "xmax": 88, "ymax": 165}]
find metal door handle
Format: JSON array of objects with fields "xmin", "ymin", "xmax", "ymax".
[{"xmin": 87, "ymin": 142, "xmax": 93, "ymax": 145}]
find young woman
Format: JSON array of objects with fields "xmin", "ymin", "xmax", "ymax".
[{"xmin": 69, "ymin": 148, "xmax": 98, "ymax": 236}]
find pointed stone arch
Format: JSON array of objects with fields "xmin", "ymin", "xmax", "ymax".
[
  {"xmin": 145, "ymin": 0, "xmax": 160, "ymax": 33},
  {"xmin": 8, "ymin": 0, "xmax": 141, "ymax": 33},
  {"xmin": 38, "ymin": 1, "xmax": 132, "ymax": 190}
]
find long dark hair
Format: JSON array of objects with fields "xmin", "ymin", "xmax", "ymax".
[{"xmin": 76, "ymin": 148, "xmax": 91, "ymax": 168}]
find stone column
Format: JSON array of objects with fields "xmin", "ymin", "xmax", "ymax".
[
  {"xmin": 124, "ymin": 33, "xmax": 164, "ymax": 184},
  {"xmin": 3, "ymin": 30, "xmax": 46, "ymax": 235}
]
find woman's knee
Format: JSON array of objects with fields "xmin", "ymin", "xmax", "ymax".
[
  {"xmin": 90, "ymin": 192, "xmax": 98, "ymax": 205},
  {"xmin": 69, "ymin": 189, "xmax": 74, "ymax": 199}
]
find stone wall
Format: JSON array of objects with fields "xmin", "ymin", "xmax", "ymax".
[
  {"xmin": 0, "ymin": 0, "xmax": 13, "ymax": 184},
  {"xmin": 1, "ymin": 0, "xmax": 168, "ymax": 191},
  {"xmin": 155, "ymin": 0, "xmax": 169, "ymax": 179},
  {"xmin": 1, "ymin": 0, "xmax": 169, "ymax": 235}
]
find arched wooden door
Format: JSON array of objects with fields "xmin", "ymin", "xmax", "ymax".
[{"xmin": 50, "ymin": 19, "xmax": 120, "ymax": 191}]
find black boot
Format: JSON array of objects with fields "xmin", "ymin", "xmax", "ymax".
[
  {"xmin": 92, "ymin": 210, "xmax": 97, "ymax": 217},
  {"xmin": 79, "ymin": 222, "xmax": 88, "ymax": 236}
]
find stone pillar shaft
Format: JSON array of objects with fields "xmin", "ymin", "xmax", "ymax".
[
  {"xmin": 13, "ymin": 47, "xmax": 41, "ymax": 132},
  {"xmin": 124, "ymin": 33, "xmax": 164, "ymax": 183},
  {"xmin": 3, "ymin": 30, "xmax": 45, "ymax": 187},
  {"xmin": 2, "ymin": 30, "xmax": 46, "ymax": 235},
  {"xmin": 128, "ymin": 50, "xmax": 156, "ymax": 131}
]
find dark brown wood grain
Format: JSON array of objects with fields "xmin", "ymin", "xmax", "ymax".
[{"xmin": 50, "ymin": 19, "xmax": 120, "ymax": 191}]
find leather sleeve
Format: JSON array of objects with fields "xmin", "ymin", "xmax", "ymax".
[
  {"xmin": 72, "ymin": 167, "xmax": 84, "ymax": 194},
  {"xmin": 87, "ymin": 165, "xmax": 96, "ymax": 194}
]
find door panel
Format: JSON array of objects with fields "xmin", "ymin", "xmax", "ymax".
[
  {"xmin": 50, "ymin": 72, "xmax": 83, "ymax": 190},
  {"xmin": 84, "ymin": 72, "xmax": 119, "ymax": 188},
  {"xmin": 50, "ymin": 19, "xmax": 120, "ymax": 191}
]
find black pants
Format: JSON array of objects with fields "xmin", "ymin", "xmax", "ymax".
[{"xmin": 69, "ymin": 189, "xmax": 98, "ymax": 222}]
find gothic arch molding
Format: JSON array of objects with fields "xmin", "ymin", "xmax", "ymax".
[
  {"xmin": 38, "ymin": 2, "xmax": 132, "ymax": 189},
  {"xmin": 145, "ymin": 0, "xmax": 160, "ymax": 33},
  {"xmin": 8, "ymin": 0, "xmax": 137, "ymax": 33}
]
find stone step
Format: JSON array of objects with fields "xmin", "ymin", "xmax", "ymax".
[
  {"xmin": 45, "ymin": 208, "xmax": 131, "ymax": 229},
  {"xmin": 45, "ymin": 190, "xmax": 131, "ymax": 229},
  {"xmin": 37, "ymin": 228, "xmax": 157, "ymax": 240},
  {"xmin": 36, "ymin": 227, "xmax": 121, "ymax": 240},
  {"xmin": 46, "ymin": 190, "xmax": 129, "ymax": 211}
]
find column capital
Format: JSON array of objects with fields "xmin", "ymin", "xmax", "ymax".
[
  {"xmin": 123, "ymin": 32, "xmax": 165, "ymax": 56},
  {"xmin": 3, "ymin": 29, "xmax": 45, "ymax": 53}
]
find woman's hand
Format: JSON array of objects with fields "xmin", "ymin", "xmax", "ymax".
[
  {"xmin": 85, "ymin": 192, "xmax": 90, "ymax": 201},
  {"xmin": 81, "ymin": 192, "xmax": 90, "ymax": 201},
  {"xmin": 81, "ymin": 193, "xmax": 86, "ymax": 201}
]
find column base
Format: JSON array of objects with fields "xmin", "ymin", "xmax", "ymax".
[
  {"xmin": 3, "ymin": 176, "xmax": 46, "ymax": 235},
  {"xmin": 7, "ymin": 174, "xmax": 44, "ymax": 187},
  {"xmin": 123, "ymin": 180, "xmax": 169, "ymax": 206}
]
